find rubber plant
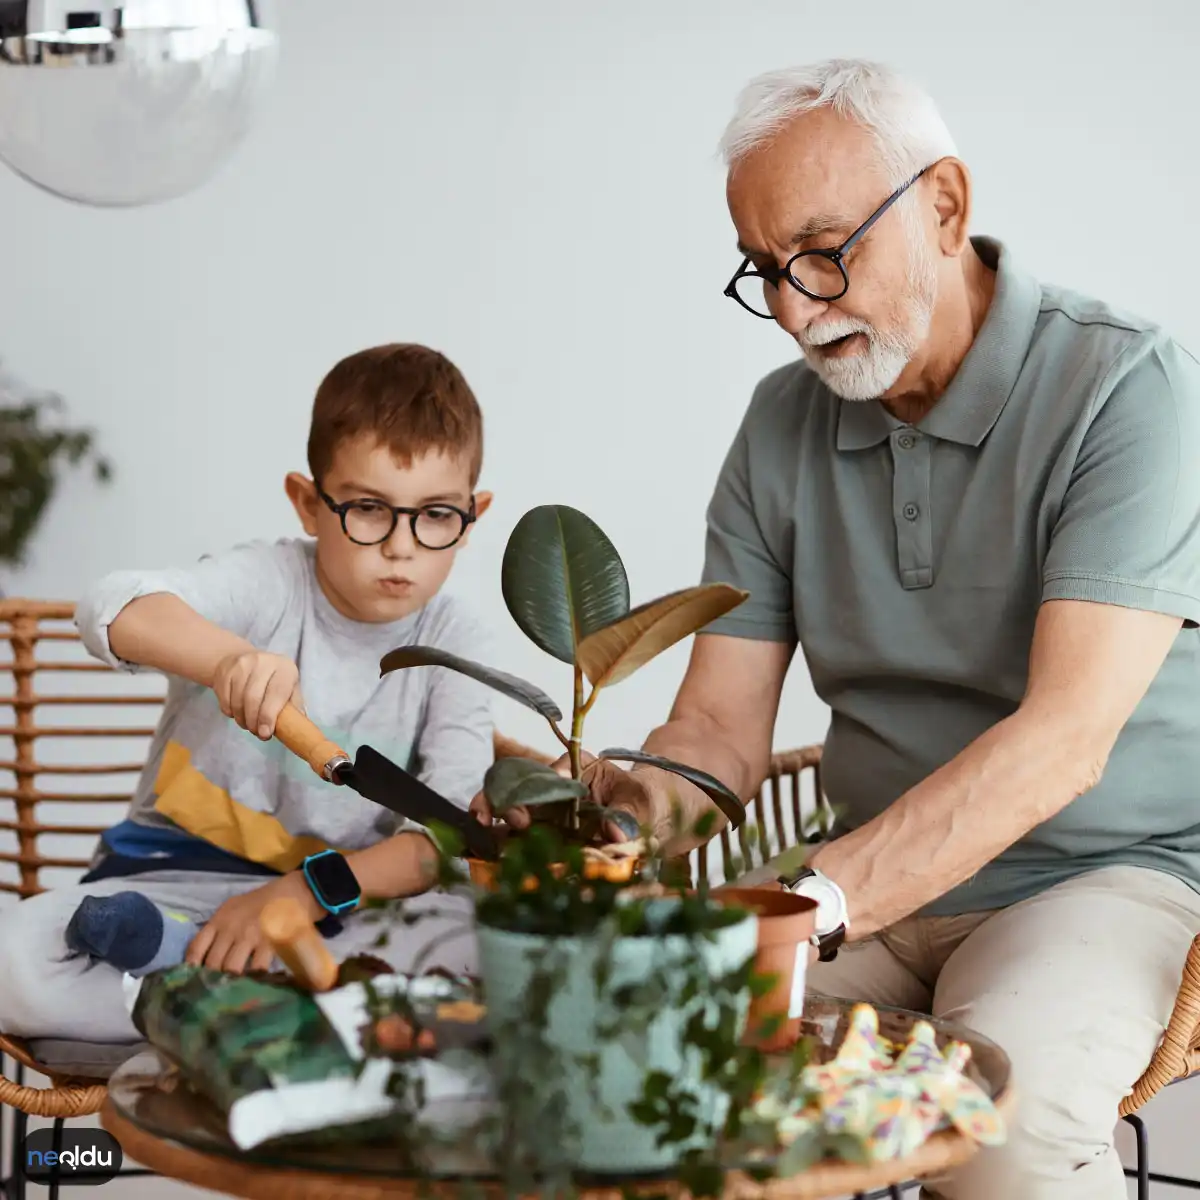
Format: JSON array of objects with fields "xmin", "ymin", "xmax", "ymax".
[
  {"xmin": 0, "ymin": 364, "xmax": 110, "ymax": 570},
  {"xmin": 380, "ymin": 503, "xmax": 750, "ymax": 853}
]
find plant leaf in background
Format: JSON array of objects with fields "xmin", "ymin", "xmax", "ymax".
[
  {"xmin": 484, "ymin": 756, "xmax": 588, "ymax": 813},
  {"xmin": 500, "ymin": 504, "xmax": 630, "ymax": 664},
  {"xmin": 0, "ymin": 364, "xmax": 112, "ymax": 570},
  {"xmin": 379, "ymin": 645, "xmax": 563, "ymax": 722},
  {"xmin": 597, "ymin": 747, "xmax": 746, "ymax": 828},
  {"xmin": 575, "ymin": 583, "xmax": 749, "ymax": 690}
]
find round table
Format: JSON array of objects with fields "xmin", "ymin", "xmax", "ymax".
[{"xmin": 99, "ymin": 995, "xmax": 1013, "ymax": 1200}]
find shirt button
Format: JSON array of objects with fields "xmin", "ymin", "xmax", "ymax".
[
  {"xmin": 898, "ymin": 433, "xmax": 916, "ymax": 449},
  {"xmin": 903, "ymin": 503, "xmax": 919, "ymax": 521}
]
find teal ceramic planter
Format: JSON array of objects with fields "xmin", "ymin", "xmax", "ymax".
[{"xmin": 477, "ymin": 910, "xmax": 758, "ymax": 1175}]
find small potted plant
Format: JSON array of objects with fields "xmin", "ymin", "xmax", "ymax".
[{"xmin": 381, "ymin": 503, "xmax": 751, "ymax": 882}]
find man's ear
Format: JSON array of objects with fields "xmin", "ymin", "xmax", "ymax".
[
  {"xmin": 929, "ymin": 156, "xmax": 972, "ymax": 258},
  {"xmin": 285, "ymin": 472, "xmax": 320, "ymax": 537}
]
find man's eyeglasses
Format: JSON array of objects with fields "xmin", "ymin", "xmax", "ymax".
[
  {"xmin": 317, "ymin": 486, "xmax": 476, "ymax": 550},
  {"xmin": 723, "ymin": 164, "xmax": 931, "ymax": 319}
]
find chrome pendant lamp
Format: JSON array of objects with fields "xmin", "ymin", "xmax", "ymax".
[{"xmin": 0, "ymin": 0, "xmax": 278, "ymax": 206}]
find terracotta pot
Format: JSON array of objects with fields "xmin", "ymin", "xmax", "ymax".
[{"xmin": 713, "ymin": 886, "xmax": 817, "ymax": 1051}]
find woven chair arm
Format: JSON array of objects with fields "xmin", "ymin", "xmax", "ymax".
[
  {"xmin": 1120, "ymin": 931, "xmax": 1200, "ymax": 1116},
  {"xmin": 768, "ymin": 744, "xmax": 823, "ymax": 775},
  {"xmin": 0, "ymin": 1073, "xmax": 107, "ymax": 1118}
]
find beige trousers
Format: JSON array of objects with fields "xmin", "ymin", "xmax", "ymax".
[{"xmin": 805, "ymin": 865, "xmax": 1200, "ymax": 1200}]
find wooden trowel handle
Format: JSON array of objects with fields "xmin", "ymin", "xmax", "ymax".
[
  {"xmin": 259, "ymin": 895, "xmax": 339, "ymax": 992},
  {"xmin": 274, "ymin": 703, "xmax": 350, "ymax": 781}
]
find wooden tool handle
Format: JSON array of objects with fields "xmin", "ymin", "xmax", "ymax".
[
  {"xmin": 274, "ymin": 703, "xmax": 349, "ymax": 779},
  {"xmin": 259, "ymin": 895, "xmax": 339, "ymax": 993}
]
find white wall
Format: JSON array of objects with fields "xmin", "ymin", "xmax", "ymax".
[
  {"xmin": 2, "ymin": 0, "xmax": 1198, "ymax": 1192},
  {"xmin": 4, "ymin": 0, "xmax": 1200, "ymax": 764}
]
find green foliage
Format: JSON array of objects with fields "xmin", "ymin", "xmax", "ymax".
[
  {"xmin": 0, "ymin": 380, "xmax": 111, "ymax": 567},
  {"xmin": 500, "ymin": 504, "xmax": 631, "ymax": 665},
  {"xmin": 382, "ymin": 502, "xmax": 751, "ymax": 837},
  {"xmin": 360, "ymin": 815, "xmax": 872, "ymax": 1196},
  {"xmin": 473, "ymin": 822, "xmax": 748, "ymax": 939},
  {"xmin": 481, "ymin": 757, "xmax": 588, "ymax": 815}
]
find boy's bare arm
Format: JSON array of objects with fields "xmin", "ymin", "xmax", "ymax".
[
  {"xmin": 342, "ymin": 831, "xmax": 440, "ymax": 901},
  {"xmin": 107, "ymin": 592, "xmax": 254, "ymax": 686},
  {"xmin": 107, "ymin": 593, "xmax": 302, "ymax": 739}
]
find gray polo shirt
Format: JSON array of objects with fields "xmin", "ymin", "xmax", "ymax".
[{"xmin": 700, "ymin": 235, "xmax": 1200, "ymax": 916}]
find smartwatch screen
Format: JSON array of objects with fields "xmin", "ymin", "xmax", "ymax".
[{"xmin": 306, "ymin": 851, "xmax": 360, "ymax": 910}]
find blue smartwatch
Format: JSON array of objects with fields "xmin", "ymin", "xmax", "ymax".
[{"xmin": 301, "ymin": 849, "xmax": 362, "ymax": 915}]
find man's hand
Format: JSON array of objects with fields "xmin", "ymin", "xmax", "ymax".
[
  {"xmin": 186, "ymin": 873, "xmax": 322, "ymax": 974},
  {"xmin": 468, "ymin": 750, "xmax": 664, "ymax": 842},
  {"xmin": 212, "ymin": 649, "xmax": 303, "ymax": 740}
]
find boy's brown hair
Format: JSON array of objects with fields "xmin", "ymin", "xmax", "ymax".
[{"xmin": 307, "ymin": 343, "xmax": 483, "ymax": 484}]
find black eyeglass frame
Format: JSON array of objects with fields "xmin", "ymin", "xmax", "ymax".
[
  {"xmin": 316, "ymin": 486, "xmax": 477, "ymax": 550},
  {"xmin": 723, "ymin": 164, "xmax": 933, "ymax": 318}
]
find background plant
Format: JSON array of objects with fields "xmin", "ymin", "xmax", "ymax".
[
  {"xmin": 381, "ymin": 503, "xmax": 750, "ymax": 839},
  {"xmin": 0, "ymin": 362, "xmax": 111, "ymax": 570}
]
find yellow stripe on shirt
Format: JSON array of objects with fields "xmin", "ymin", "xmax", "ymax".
[{"xmin": 152, "ymin": 740, "xmax": 331, "ymax": 873}]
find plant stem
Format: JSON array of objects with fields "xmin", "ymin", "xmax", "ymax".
[
  {"xmin": 568, "ymin": 662, "xmax": 586, "ymax": 832},
  {"xmin": 545, "ymin": 719, "xmax": 571, "ymax": 752}
]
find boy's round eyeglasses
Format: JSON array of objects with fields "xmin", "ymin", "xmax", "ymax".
[
  {"xmin": 317, "ymin": 487, "xmax": 476, "ymax": 550},
  {"xmin": 723, "ymin": 165, "xmax": 931, "ymax": 319}
]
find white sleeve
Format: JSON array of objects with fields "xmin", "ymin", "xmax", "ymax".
[
  {"xmin": 411, "ymin": 599, "xmax": 496, "ymax": 810},
  {"xmin": 75, "ymin": 539, "xmax": 302, "ymax": 672}
]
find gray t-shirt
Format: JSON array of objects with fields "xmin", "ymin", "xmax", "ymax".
[
  {"xmin": 700, "ymin": 235, "xmax": 1200, "ymax": 916},
  {"xmin": 76, "ymin": 537, "xmax": 494, "ymax": 871}
]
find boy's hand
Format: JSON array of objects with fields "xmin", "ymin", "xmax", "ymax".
[
  {"xmin": 186, "ymin": 873, "xmax": 323, "ymax": 974},
  {"xmin": 212, "ymin": 649, "xmax": 303, "ymax": 740}
]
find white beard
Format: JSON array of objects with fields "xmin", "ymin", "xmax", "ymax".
[{"xmin": 795, "ymin": 232, "xmax": 938, "ymax": 402}]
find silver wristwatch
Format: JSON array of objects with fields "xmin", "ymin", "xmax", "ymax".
[{"xmin": 778, "ymin": 865, "xmax": 849, "ymax": 961}]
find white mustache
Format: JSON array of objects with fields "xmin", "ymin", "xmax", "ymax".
[{"xmin": 798, "ymin": 318, "xmax": 873, "ymax": 348}]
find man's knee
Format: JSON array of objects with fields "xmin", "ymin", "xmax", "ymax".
[{"xmin": 924, "ymin": 995, "xmax": 1126, "ymax": 1199}]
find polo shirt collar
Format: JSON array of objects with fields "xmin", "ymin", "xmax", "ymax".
[{"xmin": 836, "ymin": 236, "xmax": 1043, "ymax": 450}]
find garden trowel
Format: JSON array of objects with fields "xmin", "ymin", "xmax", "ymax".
[{"xmin": 273, "ymin": 703, "xmax": 500, "ymax": 861}]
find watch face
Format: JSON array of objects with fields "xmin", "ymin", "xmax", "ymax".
[{"xmin": 307, "ymin": 852, "xmax": 360, "ymax": 908}]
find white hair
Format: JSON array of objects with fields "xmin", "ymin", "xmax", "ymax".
[{"xmin": 718, "ymin": 58, "xmax": 958, "ymax": 194}]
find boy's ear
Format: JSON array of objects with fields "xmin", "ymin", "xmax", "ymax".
[
  {"xmin": 473, "ymin": 490, "xmax": 493, "ymax": 520},
  {"xmin": 285, "ymin": 472, "xmax": 320, "ymax": 537}
]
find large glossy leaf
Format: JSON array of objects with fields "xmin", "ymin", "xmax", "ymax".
[
  {"xmin": 484, "ymin": 756, "xmax": 589, "ymax": 812},
  {"xmin": 379, "ymin": 645, "xmax": 562, "ymax": 723},
  {"xmin": 500, "ymin": 505, "xmax": 630, "ymax": 664},
  {"xmin": 575, "ymin": 583, "xmax": 749, "ymax": 690},
  {"xmin": 597, "ymin": 748, "xmax": 746, "ymax": 829}
]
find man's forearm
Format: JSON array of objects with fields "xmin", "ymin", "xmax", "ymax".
[
  {"xmin": 635, "ymin": 715, "xmax": 767, "ymax": 852},
  {"xmin": 107, "ymin": 593, "xmax": 252, "ymax": 687},
  {"xmin": 808, "ymin": 708, "xmax": 1104, "ymax": 939}
]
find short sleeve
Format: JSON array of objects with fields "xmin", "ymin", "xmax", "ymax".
[
  {"xmin": 1042, "ymin": 335, "xmax": 1200, "ymax": 628},
  {"xmin": 410, "ymin": 598, "xmax": 496, "ymax": 809},
  {"xmin": 75, "ymin": 539, "xmax": 300, "ymax": 671},
  {"xmin": 698, "ymin": 391, "xmax": 797, "ymax": 643}
]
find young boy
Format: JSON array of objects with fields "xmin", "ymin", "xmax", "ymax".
[{"xmin": 0, "ymin": 343, "xmax": 495, "ymax": 1043}]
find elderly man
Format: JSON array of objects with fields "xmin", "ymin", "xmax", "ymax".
[{"xmin": 476, "ymin": 58, "xmax": 1200, "ymax": 1198}]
